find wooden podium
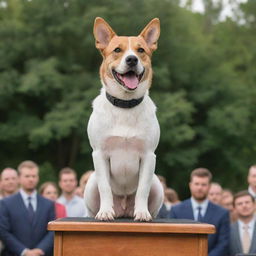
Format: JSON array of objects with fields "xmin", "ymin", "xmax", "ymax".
[{"xmin": 48, "ymin": 218, "xmax": 215, "ymax": 256}]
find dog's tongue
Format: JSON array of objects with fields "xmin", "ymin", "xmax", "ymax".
[{"xmin": 122, "ymin": 72, "xmax": 139, "ymax": 89}]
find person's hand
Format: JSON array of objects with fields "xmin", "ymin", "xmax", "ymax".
[
  {"xmin": 24, "ymin": 248, "xmax": 44, "ymax": 256},
  {"xmin": 31, "ymin": 248, "xmax": 44, "ymax": 256}
]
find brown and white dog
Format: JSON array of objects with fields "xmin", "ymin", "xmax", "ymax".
[{"xmin": 84, "ymin": 17, "xmax": 164, "ymax": 221}]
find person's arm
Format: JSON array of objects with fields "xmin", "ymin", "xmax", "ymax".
[
  {"xmin": 0, "ymin": 200, "xmax": 27, "ymax": 255},
  {"xmin": 208, "ymin": 210, "xmax": 230, "ymax": 256}
]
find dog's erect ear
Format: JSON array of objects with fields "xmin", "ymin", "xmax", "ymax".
[
  {"xmin": 93, "ymin": 17, "xmax": 116, "ymax": 51},
  {"xmin": 139, "ymin": 18, "xmax": 160, "ymax": 52}
]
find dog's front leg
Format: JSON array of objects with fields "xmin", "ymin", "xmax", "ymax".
[
  {"xmin": 93, "ymin": 150, "xmax": 115, "ymax": 220},
  {"xmin": 134, "ymin": 152, "xmax": 156, "ymax": 221}
]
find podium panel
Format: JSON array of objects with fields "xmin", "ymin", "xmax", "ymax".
[{"xmin": 48, "ymin": 218, "xmax": 215, "ymax": 256}]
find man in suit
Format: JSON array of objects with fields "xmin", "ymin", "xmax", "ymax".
[
  {"xmin": 169, "ymin": 168, "xmax": 230, "ymax": 256},
  {"xmin": 0, "ymin": 160, "xmax": 55, "ymax": 256},
  {"xmin": 229, "ymin": 190, "xmax": 256, "ymax": 256}
]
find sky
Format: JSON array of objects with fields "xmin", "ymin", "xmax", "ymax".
[{"xmin": 180, "ymin": 0, "xmax": 248, "ymax": 21}]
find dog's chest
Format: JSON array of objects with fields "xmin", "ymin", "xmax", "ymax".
[
  {"xmin": 104, "ymin": 136, "xmax": 143, "ymax": 195},
  {"xmin": 103, "ymin": 136, "xmax": 144, "ymax": 155}
]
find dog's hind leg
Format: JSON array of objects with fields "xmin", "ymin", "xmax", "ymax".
[
  {"xmin": 84, "ymin": 172, "xmax": 100, "ymax": 217},
  {"xmin": 148, "ymin": 174, "xmax": 164, "ymax": 218}
]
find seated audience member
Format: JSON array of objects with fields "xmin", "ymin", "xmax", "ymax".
[
  {"xmin": 221, "ymin": 189, "xmax": 237, "ymax": 222},
  {"xmin": 39, "ymin": 182, "xmax": 67, "ymax": 219},
  {"xmin": 229, "ymin": 190, "xmax": 256, "ymax": 256},
  {"xmin": 248, "ymin": 165, "xmax": 256, "ymax": 199},
  {"xmin": 75, "ymin": 170, "xmax": 94, "ymax": 198},
  {"xmin": 208, "ymin": 182, "xmax": 223, "ymax": 205},
  {"xmin": 158, "ymin": 188, "xmax": 180, "ymax": 218},
  {"xmin": 157, "ymin": 175, "xmax": 167, "ymax": 190},
  {"xmin": 0, "ymin": 168, "xmax": 19, "ymax": 198},
  {"xmin": 167, "ymin": 187, "xmax": 180, "ymax": 205},
  {"xmin": 169, "ymin": 168, "xmax": 230, "ymax": 256},
  {"xmin": 0, "ymin": 160, "xmax": 55, "ymax": 256},
  {"xmin": 57, "ymin": 167, "xmax": 86, "ymax": 217}
]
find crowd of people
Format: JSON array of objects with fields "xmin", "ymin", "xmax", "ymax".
[{"xmin": 0, "ymin": 161, "xmax": 255, "ymax": 256}]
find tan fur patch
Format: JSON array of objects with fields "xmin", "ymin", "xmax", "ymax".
[{"xmin": 103, "ymin": 136, "xmax": 145, "ymax": 153}]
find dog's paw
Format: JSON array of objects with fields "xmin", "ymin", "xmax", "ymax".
[
  {"xmin": 95, "ymin": 208, "xmax": 115, "ymax": 221},
  {"xmin": 134, "ymin": 209, "xmax": 152, "ymax": 221}
]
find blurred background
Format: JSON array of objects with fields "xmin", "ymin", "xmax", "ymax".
[{"xmin": 0, "ymin": 0, "xmax": 255, "ymax": 198}]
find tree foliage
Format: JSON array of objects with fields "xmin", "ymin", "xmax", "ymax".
[{"xmin": 0, "ymin": 0, "xmax": 255, "ymax": 197}]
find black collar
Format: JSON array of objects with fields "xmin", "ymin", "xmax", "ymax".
[{"xmin": 105, "ymin": 92, "xmax": 144, "ymax": 108}]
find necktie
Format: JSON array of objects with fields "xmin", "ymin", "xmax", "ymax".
[
  {"xmin": 197, "ymin": 206, "xmax": 203, "ymax": 222},
  {"xmin": 242, "ymin": 224, "xmax": 251, "ymax": 253},
  {"xmin": 27, "ymin": 196, "xmax": 35, "ymax": 223}
]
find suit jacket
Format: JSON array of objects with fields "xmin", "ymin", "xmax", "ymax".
[
  {"xmin": 157, "ymin": 204, "xmax": 170, "ymax": 218},
  {"xmin": 169, "ymin": 199, "xmax": 230, "ymax": 256},
  {"xmin": 0, "ymin": 192, "xmax": 55, "ymax": 256},
  {"xmin": 229, "ymin": 221, "xmax": 256, "ymax": 256}
]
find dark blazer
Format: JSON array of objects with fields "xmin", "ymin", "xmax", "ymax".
[
  {"xmin": 157, "ymin": 204, "xmax": 170, "ymax": 218},
  {"xmin": 0, "ymin": 192, "xmax": 55, "ymax": 256},
  {"xmin": 229, "ymin": 221, "xmax": 256, "ymax": 256},
  {"xmin": 169, "ymin": 199, "xmax": 230, "ymax": 256}
]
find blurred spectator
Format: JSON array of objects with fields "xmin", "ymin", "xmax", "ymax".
[
  {"xmin": 248, "ymin": 165, "xmax": 256, "ymax": 199},
  {"xmin": 158, "ymin": 188, "xmax": 180, "ymax": 218},
  {"xmin": 0, "ymin": 160, "xmax": 55, "ymax": 256},
  {"xmin": 57, "ymin": 167, "xmax": 86, "ymax": 217},
  {"xmin": 39, "ymin": 182, "xmax": 67, "ymax": 219},
  {"xmin": 157, "ymin": 175, "xmax": 167, "ymax": 190},
  {"xmin": 74, "ymin": 186, "xmax": 83, "ymax": 198},
  {"xmin": 0, "ymin": 168, "xmax": 19, "ymax": 198},
  {"xmin": 166, "ymin": 187, "xmax": 180, "ymax": 205},
  {"xmin": 208, "ymin": 182, "xmax": 223, "ymax": 205},
  {"xmin": 221, "ymin": 189, "xmax": 237, "ymax": 223},
  {"xmin": 0, "ymin": 168, "xmax": 19, "ymax": 256},
  {"xmin": 75, "ymin": 170, "xmax": 94, "ymax": 198},
  {"xmin": 229, "ymin": 191, "xmax": 256, "ymax": 255}
]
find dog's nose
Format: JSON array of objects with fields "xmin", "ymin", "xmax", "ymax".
[{"xmin": 126, "ymin": 55, "xmax": 138, "ymax": 67}]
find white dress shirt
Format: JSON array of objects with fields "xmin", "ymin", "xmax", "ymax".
[
  {"xmin": 19, "ymin": 188, "xmax": 37, "ymax": 211},
  {"xmin": 191, "ymin": 197, "xmax": 209, "ymax": 221},
  {"xmin": 57, "ymin": 195, "xmax": 86, "ymax": 217}
]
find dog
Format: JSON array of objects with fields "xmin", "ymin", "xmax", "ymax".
[{"xmin": 84, "ymin": 17, "xmax": 164, "ymax": 221}]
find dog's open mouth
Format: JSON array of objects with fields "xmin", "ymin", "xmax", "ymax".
[{"xmin": 112, "ymin": 70, "xmax": 144, "ymax": 90}]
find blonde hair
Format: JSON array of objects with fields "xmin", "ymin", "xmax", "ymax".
[
  {"xmin": 17, "ymin": 160, "xmax": 38, "ymax": 175},
  {"xmin": 39, "ymin": 182, "xmax": 59, "ymax": 196}
]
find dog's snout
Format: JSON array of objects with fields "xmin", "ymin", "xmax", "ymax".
[{"xmin": 126, "ymin": 55, "xmax": 138, "ymax": 67}]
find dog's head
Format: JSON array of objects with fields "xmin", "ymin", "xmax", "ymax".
[{"xmin": 93, "ymin": 17, "xmax": 160, "ymax": 99}]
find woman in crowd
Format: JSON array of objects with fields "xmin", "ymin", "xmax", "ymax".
[{"xmin": 39, "ymin": 181, "xmax": 67, "ymax": 219}]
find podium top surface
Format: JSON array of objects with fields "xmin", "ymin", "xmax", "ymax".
[{"xmin": 48, "ymin": 217, "xmax": 215, "ymax": 234}]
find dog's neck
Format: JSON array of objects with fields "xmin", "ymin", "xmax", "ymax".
[{"xmin": 105, "ymin": 91, "xmax": 144, "ymax": 108}]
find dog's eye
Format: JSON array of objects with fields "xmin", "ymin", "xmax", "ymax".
[
  {"xmin": 138, "ymin": 48, "xmax": 145, "ymax": 53},
  {"xmin": 114, "ymin": 47, "xmax": 121, "ymax": 53}
]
